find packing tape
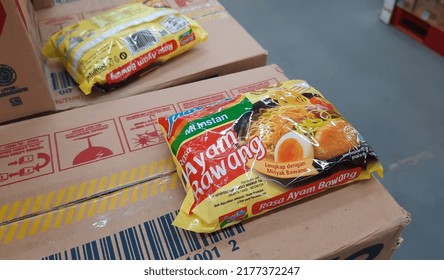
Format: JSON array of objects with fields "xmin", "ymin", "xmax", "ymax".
[
  {"xmin": 0, "ymin": 172, "xmax": 179, "ymax": 244},
  {"xmin": 0, "ymin": 156, "xmax": 175, "ymax": 225}
]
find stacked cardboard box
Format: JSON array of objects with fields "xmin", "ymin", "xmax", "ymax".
[
  {"xmin": 0, "ymin": 65, "xmax": 410, "ymax": 259},
  {"xmin": 381, "ymin": 0, "xmax": 444, "ymax": 30},
  {"xmin": 36, "ymin": 0, "xmax": 268, "ymax": 111},
  {"xmin": 397, "ymin": 0, "xmax": 417, "ymax": 12},
  {"xmin": 0, "ymin": 0, "xmax": 54, "ymax": 124},
  {"xmin": 1, "ymin": 0, "xmax": 267, "ymax": 123},
  {"xmin": 413, "ymin": 0, "xmax": 444, "ymax": 30}
]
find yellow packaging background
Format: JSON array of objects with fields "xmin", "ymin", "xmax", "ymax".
[{"xmin": 43, "ymin": 3, "xmax": 208, "ymax": 94}]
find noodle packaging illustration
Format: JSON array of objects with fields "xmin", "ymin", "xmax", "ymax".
[
  {"xmin": 43, "ymin": 2, "xmax": 208, "ymax": 95},
  {"xmin": 157, "ymin": 80, "xmax": 383, "ymax": 233}
]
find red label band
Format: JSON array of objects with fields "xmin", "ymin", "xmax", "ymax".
[
  {"xmin": 251, "ymin": 167, "xmax": 362, "ymax": 215},
  {"xmin": 180, "ymin": 32, "xmax": 195, "ymax": 46},
  {"xmin": 106, "ymin": 40, "xmax": 178, "ymax": 84}
]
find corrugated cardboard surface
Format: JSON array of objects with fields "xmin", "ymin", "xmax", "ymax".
[
  {"xmin": 36, "ymin": 0, "xmax": 267, "ymax": 110},
  {"xmin": 413, "ymin": 0, "xmax": 444, "ymax": 29},
  {"xmin": 0, "ymin": 0, "xmax": 55, "ymax": 124},
  {"xmin": 0, "ymin": 174, "xmax": 410, "ymax": 260},
  {"xmin": 397, "ymin": 0, "xmax": 417, "ymax": 12},
  {"xmin": 0, "ymin": 65, "xmax": 285, "ymax": 226},
  {"xmin": 32, "ymin": 0, "xmax": 54, "ymax": 10}
]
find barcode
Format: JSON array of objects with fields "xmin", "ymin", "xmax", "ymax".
[
  {"xmin": 50, "ymin": 71, "xmax": 75, "ymax": 92},
  {"xmin": 43, "ymin": 210, "xmax": 246, "ymax": 260},
  {"xmin": 123, "ymin": 30, "xmax": 159, "ymax": 55}
]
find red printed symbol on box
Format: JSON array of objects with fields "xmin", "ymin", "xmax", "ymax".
[
  {"xmin": 174, "ymin": 0, "xmax": 206, "ymax": 7},
  {"xmin": 230, "ymin": 79, "xmax": 279, "ymax": 96},
  {"xmin": 177, "ymin": 92, "xmax": 230, "ymax": 111},
  {"xmin": 54, "ymin": 120, "xmax": 125, "ymax": 170},
  {"xmin": 119, "ymin": 105, "xmax": 176, "ymax": 152},
  {"xmin": 0, "ymin": 135, "xmax": 54, "ymax": 187}
]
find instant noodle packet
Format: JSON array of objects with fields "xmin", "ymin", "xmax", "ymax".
[
  {"xmin": 43, "ymin": 2, "xmax": 208, "ymax": 95},
  {"xmin": 158, "ymin": 80, "xmax": 384, "ymax": 233}
]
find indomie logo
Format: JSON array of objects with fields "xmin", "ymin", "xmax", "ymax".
[
  {"xmin": 219, "ymin": 207, "xmax": 248, "ymax": 229},
  {"xmin": 166, "ymin": 106, "xmax": 205, "ymax": 138}
]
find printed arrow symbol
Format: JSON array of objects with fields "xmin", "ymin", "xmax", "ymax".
[
  {"xmin": 34, "ymin": 153, "xmax": 51, "ymax": 172},
  {"xmin": 8, "ymin": 172, "xmax": 19, "ymax": 178}
]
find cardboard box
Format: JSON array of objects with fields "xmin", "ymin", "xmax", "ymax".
[
  {"xmin": 2, "ymin": 0, "xmax": 267, "ymax": 124},
  {"xmin": 35, "ymin": 0, "xmax": 268, "ymax": 111},
  {"xmin": 0, "ymin": 0, "xmax": 55, "ymax": 124},
  {"xmin": 0, "ymin": 65, "xmax": 285, "ymax": 226},
  {"xmin": 397, "ymin": 0, "xmax": 417, "ymax": 12},
  {"xmin": 0, "ymin": 173, "xmax": 410, "ymax": 260},
  {"xmin": 413, "ymin": 0, "xmax": 444, "ymax": 29}
]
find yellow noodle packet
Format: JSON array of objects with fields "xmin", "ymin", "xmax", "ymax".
[
  {"xmin": 43, "ymin": 3, "xmax": 208, "ymax": 94},
  {"xmin": 157, "ymin": 80, "xmax": 383, "ymax": 233}
]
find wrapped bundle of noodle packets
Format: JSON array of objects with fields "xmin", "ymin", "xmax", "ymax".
[
  {"xmin": 157, "ymin": 80, "xmax": 383, "ymax": 233},
  {"xmin": 43, "ymin": 2, "xmax": 208, "ymax": 95}
]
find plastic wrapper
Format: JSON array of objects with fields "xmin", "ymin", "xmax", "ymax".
[
  {"xmin": 43, "ymin": 2, "xmax": 208, "ymax": 95},
  {"xmin": 157, "ymin": 80, "xmax": 384, "ymax": 233}
]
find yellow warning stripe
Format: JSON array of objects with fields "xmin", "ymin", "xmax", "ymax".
[
  {"xmin": 97, "ymin": 176, "xmax": 108, "ymax": 194},
  {"xmin": 3, "ymin": 223, "xmax": 18, "ymax": 244},
  {"xmin": 64, "ymin": 207, "xmax": 75, "ymax": 226},
  {"xmin": 29, "ymin": 216, "xmax": 42, "ymax": 236},
  {"xmin": 19, "ymin": 198, "xmax": 33, "ymax": 218},
  {"xmin": 54, "ymin": 208, "xmax": 66, "ymax": 229},
  {"xmin": 87, "ymin": 200, "xmax": 97, "ymax": 218},
  {"xmin": 141, "ymin": 182, "xmax": 149, "ymax": 200},
  {"xmin": 0, "ymin": 205, "xmax": 8, "ymax": 222},
  {"xmin": 54, "ymin": 189, "xmax": 66, "ymax": 208},
  {"xmin": 6, "ymin": 201, "xmax": 21, "ymax": 221},
  {"xmin": 98, "ymin": 195, "xmax": 109, "ymax": 215},
  {"xmin": 16, "ymin": 219, "xmax": 30, "ymax": 240},
  {"xmin": 0, "ymin": 158, "xmax": 175, "ymax": 224},
  {"xmin": 107, "ymin": 173, "xmax": 118, "ymax": 190},
  {"xmin": 0, "ymin": 173, "xmax": 180, "ymax": 244},
  {"xmin": 0, "ymin": 225, "xmax": 6, "ymax": 242}
]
